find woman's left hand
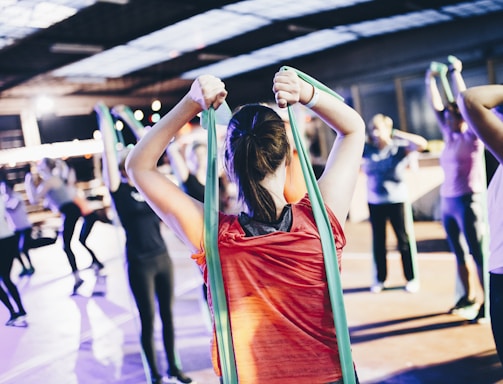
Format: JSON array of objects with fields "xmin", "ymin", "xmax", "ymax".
[{"xmin": 273, "ymin": 69, "xmax": 314, "ymax": 108}]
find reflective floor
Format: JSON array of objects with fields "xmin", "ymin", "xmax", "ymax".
[{"xmin": 0, "ymin": 219, "xmax": 502, "ymax": 384}]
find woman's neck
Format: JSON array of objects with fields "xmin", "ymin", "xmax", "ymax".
[{"xmin": 259, "ymin": 167, "xmax": 288, "ymax": 219}]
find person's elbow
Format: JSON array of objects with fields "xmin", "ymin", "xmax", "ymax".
[
  {"xmin": 457, "ymin": 90, "xmax": 470, "ymax": 112},
  {"xmin": 342, "ymin": 113, "xmax": 366, "ymax": 141},
  {"xmin": 349, "ymin": 115, "xmax": 367, "ymax": 150},
  {"xmin": 124, "ymin": 148, "xmax": 139, "ymax": 181},
  {"xmin": 416, "ymin": 137, "xmax": 428, "ymax": 152}
]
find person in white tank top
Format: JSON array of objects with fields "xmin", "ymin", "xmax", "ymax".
[{"xmin": 458, "ymin": 84, "xmax": 503, "ymax": 365}]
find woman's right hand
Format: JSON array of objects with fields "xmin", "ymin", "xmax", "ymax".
[{"xmin": 189, "ymin": 75, "xmax": 228, "ymax": 111}]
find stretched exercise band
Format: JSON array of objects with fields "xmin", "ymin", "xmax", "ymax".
[
  {"xmin": 281, "ymin": 65, "xmax": 356, "ymax": 384},
  {"xmin": 430, "ymin": 61, "xmax": 454, "ymax": 104},
  {"xmin": 201, "ymin": 106, "xmax": 239, "ymax": 384},
  {"xmin": 111, "ymin": 104, "xmax": 146, "ymax": 140}
]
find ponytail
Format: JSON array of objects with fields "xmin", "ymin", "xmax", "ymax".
[{"xmin": 225, "ymin": 104, "xmax": 290, "ymax": 221}]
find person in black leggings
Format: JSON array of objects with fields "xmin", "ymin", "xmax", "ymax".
[
  {"xmin": 96, "ymin": 102, "xmax": 192, "ymax": 384},
  {"xmin": 1, "ymin": 177, "xmax": 60, "ymax": 276},
  {"xmin": 0, "ymin": 197, "xmax": 27, "ymax": 326},
  {"xmin": 24, "ymin": 158, "xmax": 104, "ymax": 293}
]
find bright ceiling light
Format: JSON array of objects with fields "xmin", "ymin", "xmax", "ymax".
[
  {"xmin": 151, "ymin": 100, "xmax": 161, "ymax": 112},
  {"xmin": 0, "ymin": 0, "xmax": 94, "ymax": 41},
  {"xmin": 133, "ymin": 109, "xmax": 144, "ymax": 121},
  {"xmin": 35, "ymin": 95, "xmax": 55, "ymax": 115}
]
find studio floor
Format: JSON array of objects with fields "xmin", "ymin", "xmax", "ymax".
[{"xmin": 0, "ymin": 218, "xmax": 502, "ymax": 384}]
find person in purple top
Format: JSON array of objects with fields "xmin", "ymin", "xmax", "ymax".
[{"xmin": 426, "ymin": 56, "xmax": 487, "ymax": 320}]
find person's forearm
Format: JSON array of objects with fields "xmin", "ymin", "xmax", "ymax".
[
  {"xmin": 393, "ymin": 129, "xmax": 428, "ymax": 152},
  {"xmin": 308, "ymin": 87, "xmax": 364, "ymax": 138},
  {"xmin": 450, "ymin": 69, "xmax": 466, "ymax": 96},
  {"xmin": 95, "ymin": 102, "xmax": 121, "ymax": 190},
  {"xmin": 127, "ymin": 94, "xmax": 201, "ymax": 174},
  {"xmin": 460, "ymin": 85, "xmax": 503, "ymax": 112},
  {"xmin": 458, "ymin": 85, "xmax": 503, "ymax": 163},
  {"xmin": 24, "ymin": 176, "xmax": 37, "ymax": 204},
  {"xmin": 165, "ymin": 141, "xmax": 189, "ymax": 183},
  {"xmin": 426, "ymin": 77, "xmax": 445, "ymax": 112}
]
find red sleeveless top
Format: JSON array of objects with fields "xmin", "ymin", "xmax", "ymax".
[{"xmin": 192, "ymin": 195, "xmax": 347, "ymax": 384}]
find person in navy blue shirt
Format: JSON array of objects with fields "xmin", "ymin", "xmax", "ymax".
[{"xmin": 362, "ymin": 113, "xmax": 427, "ymax": 293}]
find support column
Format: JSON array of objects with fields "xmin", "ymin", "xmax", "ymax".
[{"xmin": 20, "ymin": 109, "xmax": 41, "ymax": 147}]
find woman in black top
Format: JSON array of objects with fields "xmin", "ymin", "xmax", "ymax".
[{"xmin": 95, "ymin": 102, "xmax": 192, "ymax": 384}]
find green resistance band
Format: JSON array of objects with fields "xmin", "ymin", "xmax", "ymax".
[
  {"xmin": 201, "ymin": 105, "xmax": 238, "ymax": 384},
  {"xmin": 111, "ymin": 104, "xmax": 146, "ymax": 139},
  {"xmin": 430, "ymin": 61, "xmax": 454, "ymax": 104},
  {"xmin": 281, "ymin": 66, "xmax": 356, "ymax": 384},
  {"xmin": 95, "ymin": 103, "xmax": 124, "ymax": 154},
  {"xmin": 405, "ymin": 200, "xmax": 419, "ymax": 280}
]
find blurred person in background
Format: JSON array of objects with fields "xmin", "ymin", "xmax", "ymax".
[
  {"xmin": 0, "ymin": 175, "xmax": 58, "ymax": 277},
  {"xmin": 425, "ymin": 56, "xmax": 487, "ymax": 320},
  {"xmin": 25, "ymin": 157, "xmax": 104, "ymax": 294},
  {"xmin": 0, "ymin": 192, "xmax": 27, "ymax": 326},
  {"xmin": 362, "ymin": 113, "xmax": 427, "ymax": 294},
  {"xmin": 96, "ymin": 102, "xmax": 193, "ymax": 384}
]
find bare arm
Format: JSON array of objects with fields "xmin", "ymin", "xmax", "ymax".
[
  {"xmin": 274, "ymin": 70, "xmax": 366, "ymax": 226},
  {"xmin": 95, "ymin": 102, "xmax": 122, "ymax": 193},
  {"xmin": 126, "ymin": 76, "xmax": 227, "ymax": 251},
  {"xmin": 425, "ymin": 69, "xmax": 447, "ymax": 128},
  {"xmin": 24, "ymin": 173, "xmax": 38, "ymax": 204},
  {"xmin": 458, "ymin": 84, "xmax": 503, "ymax": 164},
  {"xmin": 165, "ymin": 141, "xmax": 190, "ymax": 184},
  {"xmin": 448, "ymin": 56, "xmax": 467, "ymax": 97},
  {"xmin": 392, "ymin": 129, "xmax": 428, "ymax": 153}
]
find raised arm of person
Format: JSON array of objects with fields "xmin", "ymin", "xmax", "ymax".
[
  {"xmin": 425, "ymin": 66, "xmax": 449, "ymax": 130},
  {"xmin": 458, "ymin": 84, "xmax": 503, "ymax": 164},
  {"xmin": 273, "ymin": 70, "xmax": 366, "ymax": 225},
  {"xmin": 95, "ymin": 102, "xmax": 122, "ymax": 193},
  {"xmin": 24, "ymin": 172, "xmax": 38, "ymax": 205},
  {"xmin": 110, "ymin": 104, "xmax": 146, "ymax": 141},
  {"xmin": 126, "ymin": 75, "xmax": 227, "ymax": 251},
  {"xmin": 165, "ymin": 140, "xmax": 190, "ymax": 184},
  {"xmin": 448, "ymin": 55, "xmax": 467, "ymax": 97},
  {"xmin": 392, "ymin": 129, "xmax": 428, "ymax": 153}
]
